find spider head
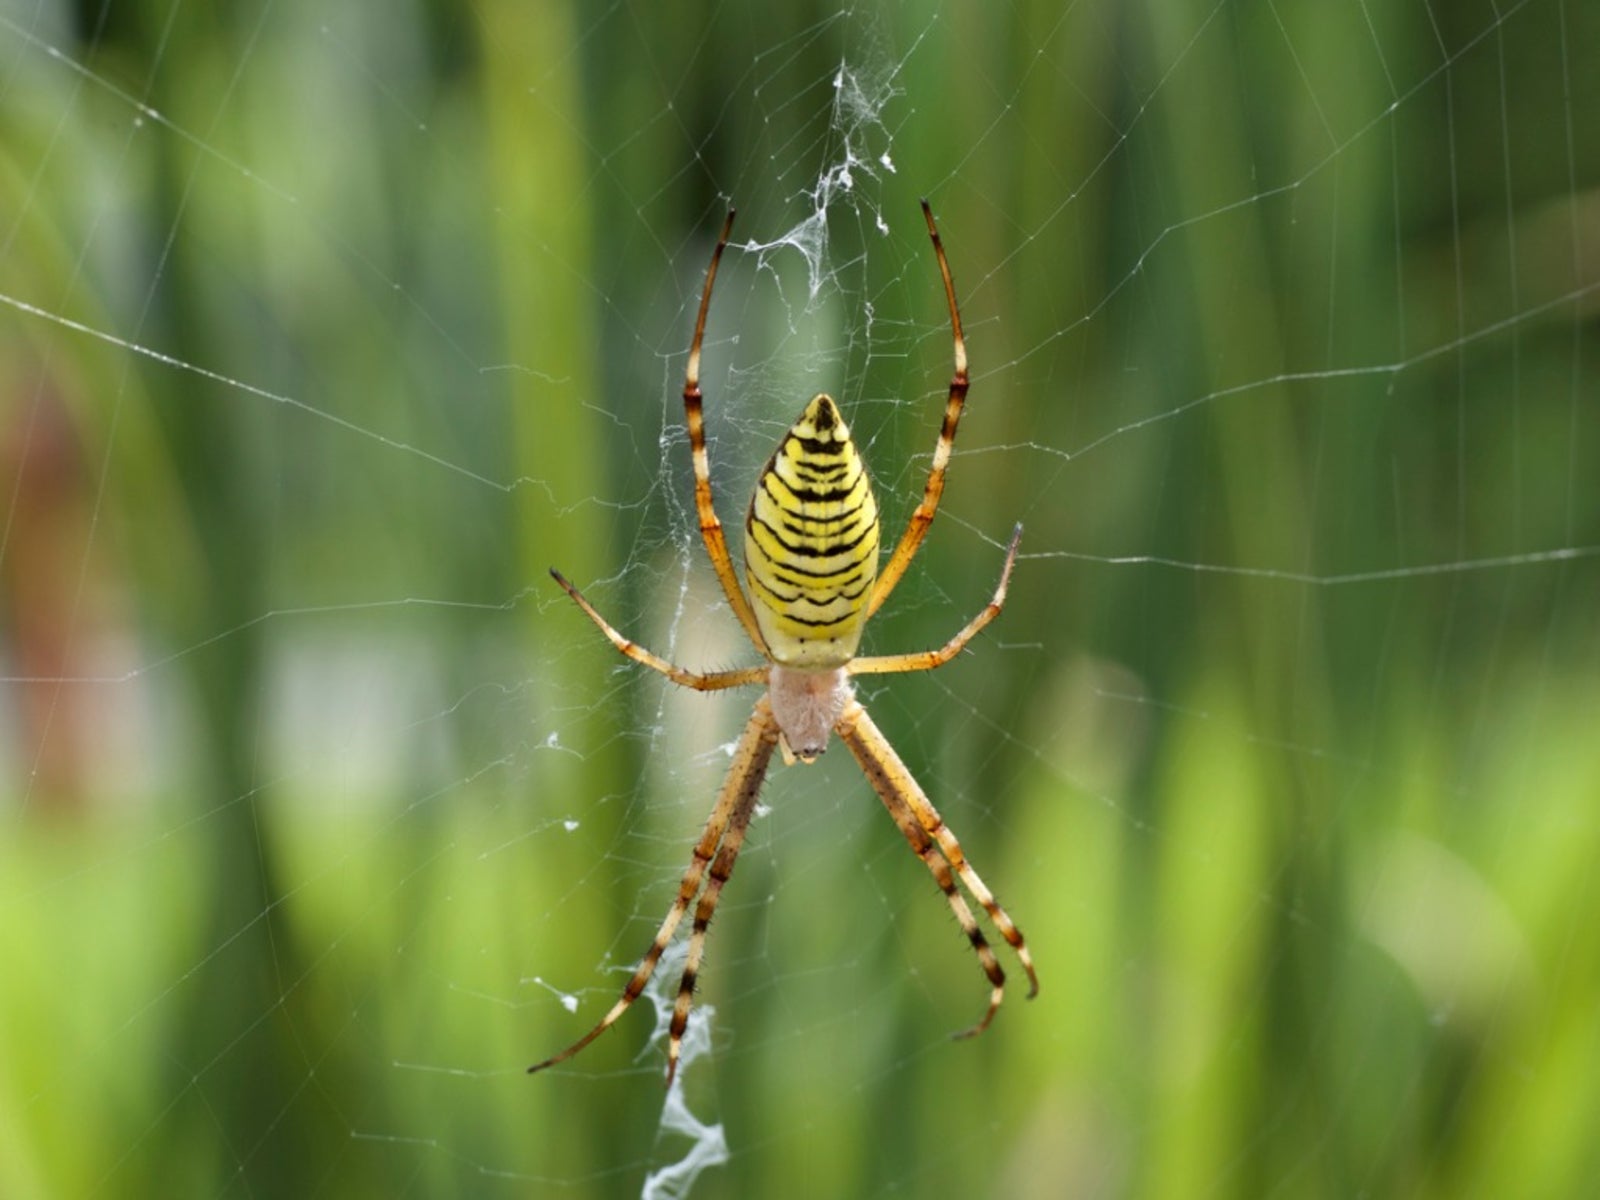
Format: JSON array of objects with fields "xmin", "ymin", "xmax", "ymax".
[{"xmin": 767, "ymin": 666, "xmax": 852, "ymax": 762}]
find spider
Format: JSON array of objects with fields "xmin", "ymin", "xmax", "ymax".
[{"xmin": 531, "ymin": 201, "xmax": 1036, "ymax": 1086}]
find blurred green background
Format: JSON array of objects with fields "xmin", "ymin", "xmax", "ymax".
[{"xmin": 3, "ymin": 1, "xmax": 1598, "ymax": 1197}]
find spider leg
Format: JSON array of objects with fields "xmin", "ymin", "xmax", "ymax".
[
  {"xmin": 866, "ymin": 200, "xmax": 972, "ymax": 619},
  {"xmin": 665, "ymin": 730, "xmax": 771, "ymax": 1087},
  {"xmin": 836, "ymin": 699, "xmax": 1039, "ymax": 1011},
  {"xmin": 550, "ymin": 567, "xmax": 767, "ymax": 691},
  {"xmin": 849, "ymin": 523, "xmax": 1021, "ymax": 677},
  {"xmin": 843, "ymin": 726, "xmax": 1008, "ymax": 1036},
  {"xmin": 682, "ymin": 210, "xmax": 770, "ymax": 654},
  {"xmin": 530, "ymin": 699, "xmax": 780, "ymax": 1078}
]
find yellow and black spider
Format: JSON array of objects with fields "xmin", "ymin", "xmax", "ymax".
[{"xmin": 532, "ymin": 202, "xmax": 1036, "ymax": 1086}]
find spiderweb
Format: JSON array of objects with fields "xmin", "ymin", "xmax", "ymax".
[{"xmin": 2, "ymin": 1, "xmax": 1598, "ymax": 1197}]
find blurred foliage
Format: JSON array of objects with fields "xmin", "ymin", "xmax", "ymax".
[{"xmin": 2, "ymin": 0, "xmax": 1598, "ymax": 1197}]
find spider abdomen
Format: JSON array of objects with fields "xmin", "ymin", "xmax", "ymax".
[{"xmin": 744, "ymin": 394, "xmax": 880, "ymax": 667}]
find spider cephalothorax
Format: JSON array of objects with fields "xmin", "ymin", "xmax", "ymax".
[{"xmin": 534, "ymin": 202, "xmax": 1035, "ymax": 1086}]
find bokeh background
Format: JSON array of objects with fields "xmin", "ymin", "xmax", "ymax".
[{"xmin": 3, "ymin": 1, "xmax": 1598, "ymax": 1197}]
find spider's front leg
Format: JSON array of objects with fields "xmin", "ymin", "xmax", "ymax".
[
  {"xmin": 834, "ymin": 697, "xmax": 1038, "ymax": 1035},
  {"xmin": 529, "ymin": 698, "xmax": 780, "ymax": 1085}
]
